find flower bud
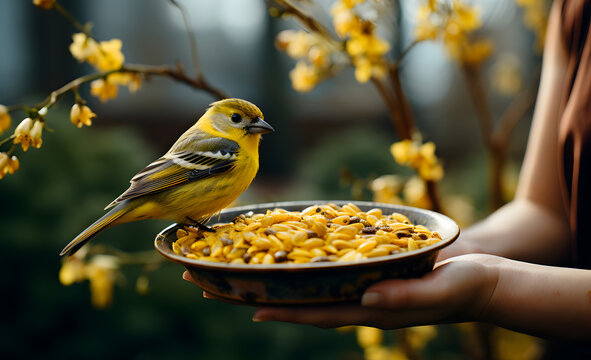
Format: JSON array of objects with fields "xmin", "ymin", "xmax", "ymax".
[
  {"xmin": 13, "ymin": 117, "xmax": 33, "ymax": 151},
  {"xmin": 30, "ymin": 120, "xmax": 43, "ymax": 149},
  {"xmin": 70, "ymin": 104, "xmax": 97, "ymax": 127},
  {"xmin": 0, "ymin": 105, "xmax": 11, "ymax": 134}
]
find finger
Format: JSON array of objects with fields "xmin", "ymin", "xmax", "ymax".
[
  {"xmin": 361, "ymin": 271, "xmax": 449, "ymax": 310},
  {"xmin": 182, "ymin": 271, "xmax": 192, "ymax": 281},
  {"xmin": 253, "ymin": 305, "xmax": 387, "ymax": 328},
  {"xmin": 252, "ymin": 305, "xmax": 457, "ymax": 329}
]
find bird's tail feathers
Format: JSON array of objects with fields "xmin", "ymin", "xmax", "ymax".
[{"xmin": 60, "ymin": 205, "xmax": 127, "ymax": 257}]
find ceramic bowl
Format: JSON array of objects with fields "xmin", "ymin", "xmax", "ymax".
[{"xmin": 155, "ymin": 201, "xmax": 459, "ymax": 306}]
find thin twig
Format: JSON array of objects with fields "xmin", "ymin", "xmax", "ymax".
[
  {"xmin": 169, "ymin": 0, "xmax": 202, "ymax": 79},
  {"xmin": 371, "ymin": 77, "xmax": 409, "ymax": 139},
  {"xmin": 31, "ymin": 63, "xmax": 227, "ymax": 112},
  {"xmin": 274, "ymin": 0, "xmax": 337, "ymax": 44},
  {"xmin": 0, "ymin": 135, "xmax": 16, "ymax": 148},
  {"xmin": 52, "ymin": 1, "xmax": 91, "ymax": 37},
  {"xmin": 388, "ymin": 66, "xmax": 416, "ymax": 138},
  {"xmin": 461, "ymin": 64, "xmax": 493, "ymax": 148},
  {"xmin": 491, "ymin": 65, "xmax": 541, "ymax": 149},
  {"xmin": 393, "ymin": 40, "xmax": 421, "ymax": 70}
]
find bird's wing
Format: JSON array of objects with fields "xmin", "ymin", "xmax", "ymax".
[{"xmin": 105, "ymin": 137, "xmax": 240, "ymax": 209}]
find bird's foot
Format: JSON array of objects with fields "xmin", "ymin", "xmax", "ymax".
[{"xmin": 184, "ymin": 217, "xmax": 214, "ymax": 232}]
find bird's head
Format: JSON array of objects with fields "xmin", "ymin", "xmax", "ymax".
[{"xmin": 202, "ymin": 98, "xmax": 274, "ymax": 137}]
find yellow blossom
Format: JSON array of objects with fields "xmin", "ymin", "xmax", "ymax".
[
  {"xmin": 87, "ymin": 266, "xmax": 114, "ymax": 308},
  {"xmin": 29, "ymin": 120, "xmax": 43, "ymax": 149},
  {"xmin": 356, "ymin": 326, "xmax": 383, "ymax": 348},
  {"xmin": 289, "ymin": 61, "xmax": 320, "ymax": 92},
  {"xmin": 364, "ymin": 345, "xmax": 394, "ymax": 360},
  {"xmin": 0, "ymin": 105, "xmax": 11, "ymax": 134},
  {"xmin": 90, "ymin": 78, "xmax": 118, "ymax": 102},
  {"xmin": 403, "ymin": 176, "xmax": 431, "ymax": 209},
  {"xmin": 284, "ymin": 31, "xmax": 317, "ymax": 59},
  {"xmin": 371, "ymin": 174, "xmax": 404, "ymax": 204},
  {"xmin": 59, "ymin": 257, "xmax": 87, "ymax": 285},
  {"xmin": 70, "ymin": 104, "xmax": 97, "ymax": 128},
  {"xmin": 414, "ymin": 21, "xmax": 439, "ymax": 42},
  {"xmin": 94, "ymin": 39, "xmax": 125, "ymax": 71},
  {"xmin": 346, "ymin": 31, "xmax": 390, "ymax": 57},
  {"xmin": 107, "ymin": 72, "xmax": 142, "ymax": 93},
  {"xmin": 32, "ymin": 0, "xmax": 55, "ymax": 10},
  {"xmin": 86, "ymin": 255, "xmax": 119, "ymax": 309},
  {"xmin": 69, "ymin": 33, "xmax": 100, "ymax": 63},
  {"xmin": 69, "ymin": 33, "xmax": 125, "ymax": 70},
  {"xmin": 341, "ymin": 0, "xmax": 365, "ymax": 9},
  {"xmin": 414, "ymin": 0, "xmax": 490, "ymax": 64},
  {"xmin": 6, "ymin": 155, "xmax": 19, "ymax": 175},
  {"xmin": 308, "ymin": 47, "xmax": 329, "ymax": 68},
  {"xmin": 331, "ymin": 2, "xmax": 363, "ymax": 38},
  {"xmin": 0, "ymin": 153, "xmax": 8, "ymax": 179},
  {"xmin": 459, "ymin": 39, "xmax": 493, "ymax": 65},
  {"xmin": 491, "ymin": 54, "xmax": 523, "ymax": 96},
  {"xmin": 1, "ymin": 153, "xmax": 20, "ymax": 179},
  {"xmin": 391, "ymin": 140, "xmax": 443, "ymax": 181},
  {"xmin": 352, "ymin": 56, "xmax": 387, "ymax": 83},
  {"xmin": 136, "ymin": 276, "xmax": 150, "ymax": 295},
  {"xmin": 452, "ymin": 0, "xmax": 481, "ymax": 32},
  {"xmin": 13, "ymin": 117, "xmax": 33, "ymax": 151},
  {"xmin": 406, "ymin": 325, "xmax": 437, "ymax": 350}
]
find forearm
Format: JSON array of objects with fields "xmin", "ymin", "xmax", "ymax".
[
  {"xmin": 440, "ymin": 199, "xmax": 571, "ymax": 265},
  {"xmin": 483, "ymin": 256, "xmax": 591, "ymax": 341}
]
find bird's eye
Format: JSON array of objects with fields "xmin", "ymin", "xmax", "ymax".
[{"xmin": 231, "ymin": 113, "xmax": 242, "ymax": 123}]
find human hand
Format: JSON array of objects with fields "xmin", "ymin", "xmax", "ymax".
[{"xmin": 247, "ymin": 254, "xmax": 501, "ymax": 329}]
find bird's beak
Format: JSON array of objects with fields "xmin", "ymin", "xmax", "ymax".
[{"xmin": 245, "ymin": 117, "xmax": 274, "ymax": 134}]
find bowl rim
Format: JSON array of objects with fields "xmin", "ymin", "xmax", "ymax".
[{"xmin": 154, "ymin": 200, "xmax": 460, "ymax": 272}]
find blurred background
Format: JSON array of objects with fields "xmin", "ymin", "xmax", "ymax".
[{"xmin": 0, "ymin": 0, "xmax": 548, "ymax": 359}]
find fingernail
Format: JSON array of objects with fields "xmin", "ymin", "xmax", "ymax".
[
  {"xmin": 361, "ymin": 292, "xmax": 382, "ymax": 306},
  {"xmin": 182, "ymin": 271, "xmax": 191, "ymax": 281},
  {"xmin": 203, "ymin": 291, "xmax": 212, "ymax": 299},
  {"xmin": 252, "ymin": 310, "xmax": 269, "ymax": 322}
]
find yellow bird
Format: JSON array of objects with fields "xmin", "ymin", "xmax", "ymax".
[{"xmin": 61, "ymin": 98, "xmax": 273, "ymax": 256}]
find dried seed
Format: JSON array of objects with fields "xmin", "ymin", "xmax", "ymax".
[
  {"xmin": 365, "ymin": 248, "xmax": 390, "ymax": 258},
  {"xmin": 310, "ymin": 248, "xmax": 327, "ymax": 257},
  {"xmin": 274, "ymin": 250, "xmax": 288, "ymax": 262},
  {"xmin": 357, "ymin": 240, "xmax": 377, "ymax": 253},
  {"xmin": 367, "ymin": 208, "xmax": 383, "ymax": 218},
  {"xmin": 173, "ymin": 203, "xmax": 440, "ymax": 265},
  {"xmin": 366, "ymin": 215, "xmax": 379, "ymax": 226},
  {"xmin": 395, "ymin": 231, "xmax": 411, "ymax": 238},
  {"xmin": 332, "ymin": 215, "xmax": 350, "ymax": 225},
  {"xmin": 292, "ymin": 231, "xmax": 308, "ymax": 245},
  {"xmin": 220, "ymin": 237, "xmax": 234, "ymax": 246},
  {"xmin": 332, "ymin": 240, "xmax": 355, "ymax": 249},
  {"xmin": 305, "ymin": 230, "xmax": 318, "ymax": 238},
  {"xmin": 311, "ymin": 256, "xmax": 330, "ymax": 263},
  {"xmin": 202, "ymin": 246, "xmax": 211, "ymax": 256},
  {"xmin": 301, "ymin": 238, "xmax": 325, "ymax": 249},
  {"xmin": 253, "ymin": 238, "xmax": 272, "ymax": 250},
  {"xmin": 362, "ymin": 226, "xmax": 378, "ymax": 234}
]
